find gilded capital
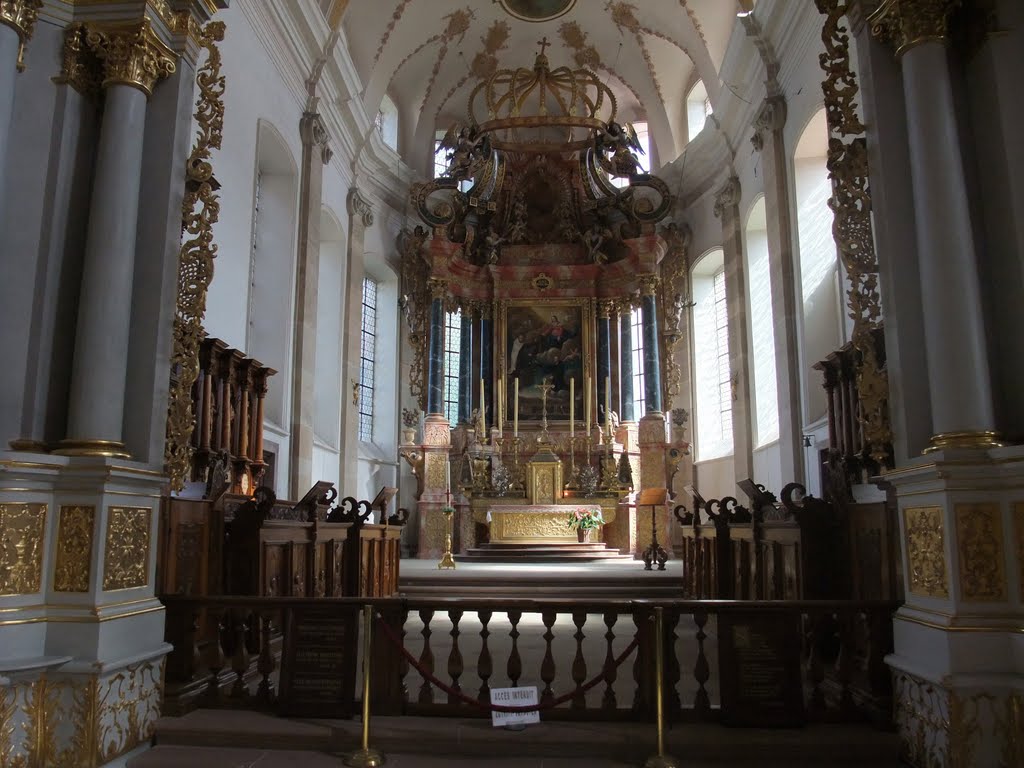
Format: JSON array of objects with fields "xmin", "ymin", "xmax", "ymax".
[
  {"xmin": 868, "ymin": 0, "xmax": 961, "ymax": 59},
  {"xmin": 1, "ymin": 0, "xmax": 42, "ymax": 71},
  {"xmin": 427, "ymin": 277, "xmax": 449, "ymax": 300},
  {"xmin": 638, "ymin": 274, "xmax": 660, "ymax": 297},
  {"xmin": 85, "ymin": 18, "xmax": 177, "ymax": 97},
  {"xmin": 596, "ymin": 299, "xmax": 615, "ymax": 319}
]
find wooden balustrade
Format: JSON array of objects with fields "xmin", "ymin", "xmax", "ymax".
[{"xmin": 161, "ymin": 595, "xmax": 897, "ymax": 727}]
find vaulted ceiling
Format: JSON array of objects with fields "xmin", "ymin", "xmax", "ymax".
[{"xmin": 339, "ymin": 0, "xmax": 741, "ymax": 174}]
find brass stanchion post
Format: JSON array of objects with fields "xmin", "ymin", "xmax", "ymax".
[
  {"xmin": 345, "ymin": 605, "xmax": 384, "ymax": 767},
  {"xmin": 644, "ymin": 606, "xmax": 679, "ymax": 768},
  {"xmin": 437, "ymin": 506, "xmax": 456, "ymax": 569}
]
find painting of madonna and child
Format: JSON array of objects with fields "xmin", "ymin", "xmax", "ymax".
[{"xmin": 504, "ymin": 302, "xmax": 590, "ymax": 422}]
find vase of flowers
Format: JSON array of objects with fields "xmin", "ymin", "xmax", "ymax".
[{"xmin": 568, "ymin": 507, "xmax": 603, "ymax": 543}]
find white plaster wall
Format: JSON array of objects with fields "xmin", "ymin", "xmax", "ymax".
[
  {"xmin": 752, "ymin": 441, "xmax": 783, "ymax": 496},
  {"xmin": 694, "ymin": 455, "xmax": 736, "ymax": 502},
  {"xmin": 312, "ymin": 442, "xmax": 340, "ymax": 490}
]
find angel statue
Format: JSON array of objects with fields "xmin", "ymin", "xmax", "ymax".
[
  {"xmin": 595, "ymin": 121, "xmax": 644, "ymax": 179},
  {"xmin": 438, "ymin": 122, "xmax": 490, "ymax": 182},
  {"xmin": 582, "ymin": 220, "xmax": 613, "ymax": 265}
]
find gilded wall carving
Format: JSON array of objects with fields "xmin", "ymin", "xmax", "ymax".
[
  {"xmin": 903, "ymin": 506, "xmax": 948, "ymax": 598},
  {"xmin": 954, "ymin": 503, "xmax": 1007, "ymax": 602},
  {"xmin": 495, "ymin": 512, "xmax": 575, "ymax": 541},
  {"xmin": 1015, "ymin": 503, "xmax": 1024, "ymax": 600},
  {"xmin": 0, "ymin": 659, "xmax": 165, "ymax": 767},
  {"xmin": 54, "ymin": 505, "xmax": 95, "ymax": 593},
  {"xmin": 102, "ymin": 507, "xmax": 151, "ymax": 591},
  {"xmin": 425, "ymin": 454, "xmax": 448, "ymax": 492},
  {"xmin": 0, "ymin": 502, "xmax": 46, "ymax": 595}
]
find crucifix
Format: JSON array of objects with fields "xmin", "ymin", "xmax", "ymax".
[
  {"xmin": 537, "ymin": 36, "xmax": 550, "ymax": 57},
  {"xmin": 538, "ymin": 376, "xmax": 554, "ymax": 444}
]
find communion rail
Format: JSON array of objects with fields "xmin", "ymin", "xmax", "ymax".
[{"xmin": 161, "ymin": 596, "xmax": 897, "ymax": 726}]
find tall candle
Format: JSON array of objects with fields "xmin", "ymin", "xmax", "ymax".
[
  {"xmin": 514, "ymin": 378, "xmax": 519, "ymax": 437},
  {"xmin": 497, "ymin": 379, "xmax": 503, "ymax": 436},
  {"xmin": 605, "ymin": 375, "xmax": 611, "ymax": 434},
  {"xmin": 446, "ymin": 458, "xmax": 451, "ymax": 494},
  {"xmin": 585, "ymin": 375, "xmax": 591, "ymax": 435},
  {"xmin": 569, "ymin": 377, "xmax": 575, "ymax": 437},
  {"xmin": 480, "ymin": 377, "xmax": 486, "ymax": 431}
]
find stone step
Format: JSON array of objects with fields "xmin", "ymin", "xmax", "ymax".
[
  {"xmin": 455, "ymin": 541, "xmax": 634, "ymax": 563},
  {"xmin": 138, "ymin": 711, "xmax": 902, "ymax": 767}
]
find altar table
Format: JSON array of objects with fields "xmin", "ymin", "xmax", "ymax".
[{"xmin": 486, "ymin": 504, "xmax": 604, "ymax": 544}]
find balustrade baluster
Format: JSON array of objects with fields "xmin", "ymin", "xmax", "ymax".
[
  {"xmin": 507, "ymin": 610, "xmax": 522, "ymax": 686},
  {"xmin": 806, "ymin": 610, "xmax": 827, "ymax": 717},
  {"xmin": 837, "ymin": 610, "xmax": 856, "ymax": 717},
  {"xmin": 665, "ymin": 608, "xmax": 681, "ymax": 717},
  {"xmin": 601, "ymin": 612, "xmax": 618, "ymax": 711},
  {"xmin": 229, "ymin": 609, "xmax": 251, "ymax": 699},
  {"xmin": 477, "ymin": 610, "xmax": 493, "ymax": 704},
  {"xmin": 540, "ymin": 611, "xmax": 557, "ymax": 706},
  {"xmin": 632, "ymin": 609, "xmax": 644, "ymax": 711},
  {"xmin": 447, "ymin": 609, "xmax": 464, "ymax": 705},
  {"xmin": 417, "ymin": 609, "xmax": 435, "ymax": 705},
  {"xmin": 570, "ymin": 611, "xmax": 587, "ymax": 709},
  {"xmin": 256, "ymin": 611, "xmax": 276, "ymax": 705},
  {"xmin": 693, "ymin": 610, "xmax": 710, "ymax": 719},
  {"xmin": 399, "ymin": 608, "xmax": 410, "ymax": 703},
  {"xmin": 204, "ymin": 607, "xmax": 227, "ymax": 705}
]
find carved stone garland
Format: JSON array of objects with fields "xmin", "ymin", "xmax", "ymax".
[
  {"xmin": 165, "ymin": 21, "xmax": 226, "ymax": 492},
  {"xmin": 400, "ymin": 227, "xmax": 430, "ymax": 412},
  {"xmin": 657, "ymin": 222, "xmax": 692, "ymax": 407},
  {"xmin": 816, "ymin": 0, "xmax": 893, "ymax": 466}
]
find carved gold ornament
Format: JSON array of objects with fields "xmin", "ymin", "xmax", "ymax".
[
  {"xmin": 0, "ymin": 0, "xmax": 41, "ymax": 71},
  {"xmin": 425, "ymin": 453, "xmax": 447, "ymax": 491},
  {"xmin": 0, "ymin": 659, "xmax": 165, "ymax": 766},
  {"xmin": 0, "ymin": 502, "xmax": 45, "ymax": 595},
  {"xmin": 954, "ymin": 503, "xmax": 1007, "ymax": 602},
  {"xmin": 165, "ymin": 21, "xmax": 225, "ymax": 492},
  {"xmin": 54, "ymin": 23, "xmax": 102, "ymax": 98},
  {"xmin": 102, "ymin": 507, "xmax": 152, "ymax": 590},
  {"xmin": 903, "ymin": 506, "xmax": 948, "ymax": 598},
  {"xmin": 400, "ymin": 227, "xmax": 430, "ymax": 410},
  {"xmin": 1016, "ymin": 503, "xmax": 1024, "ymax": 600},
  {"xmin": 869, "ymin": 0, "xmax": 961, "ymax": 59},
  {"xmin": 84, "ymin": 18, "xmax": 176, "ymax": 97},
  {"xmin": 816, "ymin": 0, "xmax": 893, "ymax": 466},
  {"xmin": 54, "ymin": 505, "xmax": 95, "ymax": 593}
]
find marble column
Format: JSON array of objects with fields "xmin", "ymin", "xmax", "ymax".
[
  {"xmin": 872, "ymin": 1, "xmax": 996, "ymax": 450},
  {"xmin": 58, "ymin": 21, "xmax": 175, "ymax": 458},
  {"xmin": 639, "ymin": 277, "xmax": 663, "ymax": 416},
  {"xmin": 636, "ymin": 275, "xmax": 669, "ymax": 554},
  {"xmin": 751, "ymin": 96, "xmax": 803, "ymax": 482},
  {"xmin": 289, "ymin": 111, "xmax": 332, "ymax": 494},
  {"xmin": 596, "ymin": 300, "xmax": 613, "ymax": 423},
  {"xmin": 0, "ymin": 2, "xmax": 40, "ymax": 215},
  {"xmin": 714, "ymin": 176, "xmax": 754, "ymax": 481},
  {"xmin": 619, "ymin": 308, "xmax": 635, "ymax": 423},
  {"xmin": 863, "ymin": 3, "xmax": 1024, "ymax": 766},
  {"xmin": 426, "ymin": 281, "xmax": 447, "ymax": 416},
  {"xmin": 340, "ymin": 187, "xmax": 373, "ymax": 494},
  {"xmin": 458, "ymin": 310, "xmax": 473, "ymax": 424},
  {"xmin": 480, "ymin": 313, "xmax": 493, "ymax": 428}
]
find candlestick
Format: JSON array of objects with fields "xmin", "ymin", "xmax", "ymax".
[
  {"xmin": 514, "ymin": 377, "xmax": 519, "ymax": 438},
  {"xmin": 446, "ymin": 458, "xmax": 451, "ymax": 495},
  {"xmin": 569, "ymin": 377, "xmax": 575, "ymax": 438},
  {"xmin": 480, "ymin": 377, "xmax": 486, "ymax": 434}
]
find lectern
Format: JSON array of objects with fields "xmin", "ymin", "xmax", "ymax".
[{"xmin": 639, "ymin": 488, "xmax": 669, "ymax": 571}]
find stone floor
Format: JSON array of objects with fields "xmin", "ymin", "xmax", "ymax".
[{"xmin": 132, "ymin": 710, "xmax": 904, "ymax": 767}]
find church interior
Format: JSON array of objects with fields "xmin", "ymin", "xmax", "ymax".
[{"xmin": 0, "ymin": 0, "xmax": 1022, "ymax": 765}]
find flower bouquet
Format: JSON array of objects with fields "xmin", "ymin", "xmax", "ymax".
[{"xmin": 567, "ymin": 507, "xmax": 604, "ymax": 543}]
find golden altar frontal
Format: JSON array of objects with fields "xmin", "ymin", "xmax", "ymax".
[{"xmin": 486, "ymin": 504, "xmax": 603, "ymax": 543}]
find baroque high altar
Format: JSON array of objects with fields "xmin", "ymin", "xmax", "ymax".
[{"xmin": 399, "ymin": 47, "xmax": 692, "ymax": 558}]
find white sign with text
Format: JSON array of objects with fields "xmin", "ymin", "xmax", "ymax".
[{"xmin": 490, "ymin": 686, "xmax": 540, "ymax": 727}]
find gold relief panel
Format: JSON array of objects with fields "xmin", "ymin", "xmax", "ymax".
[
  {"xmin": 954, "ymin": 503, "xmax": 1007, "ymax": 602},
  {"xmin": 0, "ymin": 502, "xmax": 46, "ymax": 595},
  {"xmin": 1015, "ymin": 503, "xmax": 1024, "ymax": 600},
  {"xmin": 493, "ymin": 512, "xmax": 575, "ymax": 542},
  {"xmin": 102, "ymin": 507, "xmax": 151, "ymax": 591},
  {"xmin": 54, "ymin": 505, "xmax": 95, "ymax": 593},
  {"xmin": 903, "ymin": 506, "xmax": 948, "ymax": 598},
  {"xmin": 425, "ymin": 454, "xmax": 447, "ymax": 492}
]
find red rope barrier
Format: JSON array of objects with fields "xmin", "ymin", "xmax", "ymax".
[{"xmin": 373, "ymin": 610, "xmax": 640, "ymax": 713}]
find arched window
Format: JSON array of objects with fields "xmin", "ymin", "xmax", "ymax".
[
  {"xmin": 358, "ymin": 276, "xmax": 378, "ymax": 442},
  {"xmin": 744, "ymin": 197, "xmax": 779, "ymax": 446},
  {"xmin": 376, "ymin": 93, "xmax": 399, "ymax": 151},
  {"xmin": 443, "ymin": 308, "xmax": 462, "ymax": 425},
  {"xmin": 686, "ymin": 80, "xmax": 712, "ymax": 139},
  {"xmin": 793, "ymin": 108, "xmax": 842, "ymax": 422},
  {"xmin": 692, "ymin": 248, "xmax": 733, "ymax": 460},
  {"xmin": 630, "ymin": 306, "xmax": 646, "ymax": 416},
  {"xmin": 248, "ymin": 121, "xmax": 298, "ymax": 430}
]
